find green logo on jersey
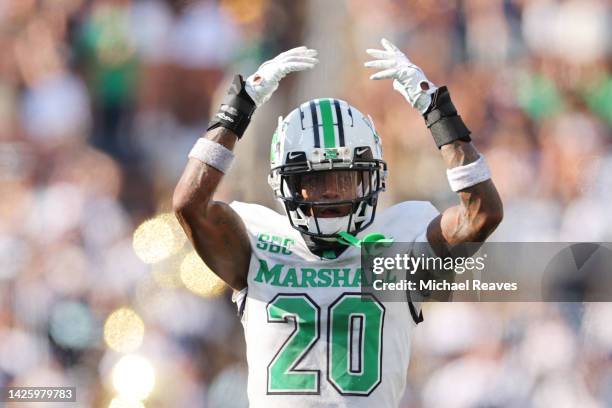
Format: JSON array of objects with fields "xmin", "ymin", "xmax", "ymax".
[
  {"xmin": 254, "ymin": 260, "xmax": 396, "ymax": 288},
  {"xmin": 256, "ymin": 233, "xmax": 295, "ymax": 255}
]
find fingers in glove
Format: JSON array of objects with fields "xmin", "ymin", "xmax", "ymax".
[
  {"xmin": 301, "ymin": 49, "xmax": 319, "ymax": 58},
  {"xmin": 381, "ymin": 38, "xmax": 400, "ymax": 52},
  {"xmin": 392, "ymin": 79, "xmax": 405, "ymax": 92},
  {"xmin": 277, "ymin": 46, "xmax": 307, "ymax": 57},
  {"xmin": 277, "ymin": 46, "xmax": 317, "ymax": 58},
  {"xmin": 369, "ymin": 68, "xmax": 398, "ymax": 80},
  {"xmin": 281, "ymin": 56, "xmax": 319, "ymax": 65},
  {"xmin": 364, "ymin": 59, "xmax": 396, "ymax": 69},
  {"xmin": 366, "ymin": 49, "xmax": 394, "ymax": 59},
  {"xmin": 281, "ymin": 62, "xmax": 317, "ymax": 74}
]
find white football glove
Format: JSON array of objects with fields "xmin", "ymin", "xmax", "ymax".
[
  {"xmin": 365, "ymin": 38, "xmax": 437, "ymax": 114},
  {"xmin": 245, "ymin": 46, "xmax": 318, "ymax": 107}
]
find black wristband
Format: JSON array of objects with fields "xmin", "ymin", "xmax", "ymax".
[
  {"xmin": 207, "ymin": 74, "xmax": 256, "ymax": 138},
  {"xmin": 423, "ymin": 86, "xmax": 471, "ymax": 149}
]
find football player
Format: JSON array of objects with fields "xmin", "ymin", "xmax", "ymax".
[{"xmin": 174, "ymin": 39, "xmax": 503, "ymax": 407}]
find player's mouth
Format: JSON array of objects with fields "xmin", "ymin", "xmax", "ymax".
[{"xmin": 317, "ymin": 206, "xmax": 350, "ymax": 218}]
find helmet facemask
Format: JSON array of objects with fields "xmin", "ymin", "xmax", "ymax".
[{"xmin": 271, "ymin": 151, "xmax": 386, "ymax": 238}]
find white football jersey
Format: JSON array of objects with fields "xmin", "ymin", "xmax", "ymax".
[{"xmin": 230, "ymin": 200, "xmax": 439, "ymax": 408}]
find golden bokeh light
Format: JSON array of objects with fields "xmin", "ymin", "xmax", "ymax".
[
  {"xmin": 104, "ymin": 308, "xmax": 145, "ymax": 353},
  {"xmin": 180, "ymin": 252, "xmax": 226, "ymax": 297},
  {"xmin": 132, "ymin": 213, "xmax": 186, "ymax": 264},
  {"xmin": 112, "ymin": 355, "xmax": 155, "ymax": 401},
  {"xmin": 108, "ymin": 396, "xmax": 145, "ymax": 408},
  {"xmin": 151, "ymin": 257, "xmax": 184, "ymax": 289}
]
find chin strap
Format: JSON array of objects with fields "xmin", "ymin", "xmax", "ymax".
[{"xmin": 336, "ymin": 231, "xmax": 394, "ymax": 248}]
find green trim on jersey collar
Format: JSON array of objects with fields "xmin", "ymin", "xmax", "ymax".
[
  {"xmin": 321, "ymin": 250, "xmax": 337, "ymax": 259},
  {"xmin": 336, "ymin": 231, "xmax": 394, "ymax": 248}
]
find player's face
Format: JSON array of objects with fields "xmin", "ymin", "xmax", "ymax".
[{"xmin": 299, "ymin": 171, "xmax": 360, "ymax": 218}]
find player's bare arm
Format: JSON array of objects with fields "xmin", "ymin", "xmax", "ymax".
[
  {"xmin": 173, "ymin": 127, "xmax": 250, "ymax": 290},
  {"xmin": 173, "ymin": 47, "xmax": 319, "ymax": 291},
  {"xmin": 429, "ymin": 141, "xmax": 503, "ymax": 246},
  {"xmin": 365, "ymin": 38, "xmax": 503, "ymax": 253}
]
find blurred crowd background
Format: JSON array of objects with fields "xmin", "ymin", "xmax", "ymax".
[{"xmin": 0, "ymin": 0, "xmax": 611, "ymax": 407}]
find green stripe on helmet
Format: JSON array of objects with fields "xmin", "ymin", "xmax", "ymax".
[{"xmin": 318, "ymin": 99, "xmax": 336, "ymax": 148}]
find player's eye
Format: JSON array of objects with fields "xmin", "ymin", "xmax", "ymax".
[
  {"xmin": 285, "ymin": 175, "xmax": 303, "ymax": 198},
  {"xmin": 291, "ymin": 171, "xmax": 365, "ymax": 200}
]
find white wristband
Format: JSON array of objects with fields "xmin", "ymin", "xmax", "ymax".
[
  {"xmin": 188, "ymin": 138, "xmax": 235, "ymax": 173},
  {"xmin": 446, "ymin": 155, "xmax": 491, "ymax": 192}
]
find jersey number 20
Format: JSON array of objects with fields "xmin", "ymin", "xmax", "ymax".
[{"xmin": 266, "ymin": 293, "xmax": 385, "ymax": 396}]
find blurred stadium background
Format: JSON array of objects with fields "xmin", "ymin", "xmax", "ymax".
[{"xmin": 0, "ymin": 0, "xmax": 611, "ymax": 407}]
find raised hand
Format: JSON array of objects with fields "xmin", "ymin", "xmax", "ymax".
[
  {"xmin": 245, "ymin": 46, "xmax": 319, "ymax": 107},
  {"xmin": 365, "ymin": 38, "xmax": 437, "ymax": 113}
]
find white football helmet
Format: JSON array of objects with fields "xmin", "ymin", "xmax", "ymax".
[{"xmin": 268, "ymin": 98, "xmax": 387, "ymax": 238}]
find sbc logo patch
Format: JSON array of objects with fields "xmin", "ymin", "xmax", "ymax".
[{"xmin": 256, "ymin": 233, "xmax": 295, "ymax": 255}]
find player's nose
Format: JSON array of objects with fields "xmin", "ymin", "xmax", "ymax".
[
  {"xmin": 321, "ymin": 190, "xmax": 340, "ymax": 200},
  {"xmin": 320, "ymin": 181, "xmax": 340, "ymax": 200}
]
